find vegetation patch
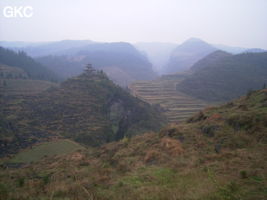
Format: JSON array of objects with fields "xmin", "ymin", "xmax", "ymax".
[{"xmin": 9, "ymin": 139, "xmax": 84, "ymax": 163}]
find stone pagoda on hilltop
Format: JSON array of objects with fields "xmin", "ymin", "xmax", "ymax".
[
  {"xmin": 83, "ymin": 63, "xmax": 108, "ymax": 79},
  {"xmin": 84, "ymin": 64, "xmax": 97, "ymax": 75}
]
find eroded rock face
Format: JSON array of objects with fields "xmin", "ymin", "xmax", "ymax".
[
  {"xmin": 108, "ymin": 100, "xmax": 128, "ymax": 140},
  {"xmin": 108, "ymin": 99, "xmax": 139, "ymax": 140},
  {"xmin": 109, "ymin": 100, "xmax": 124, "ymax": 122}
]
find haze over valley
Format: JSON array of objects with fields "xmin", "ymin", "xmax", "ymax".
[{"xmin": 0, "ymin": 0, "xmax": 267, "ymax": 199}]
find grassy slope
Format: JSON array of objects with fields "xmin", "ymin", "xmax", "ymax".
[
  {"xmin": 1, "ymin": 89, "xmax": 266, "ymax": 200},
  {"xmin": 0, "ymin": 74, "xmax": 58, "ymax": 156},
  {"xmin": 9, "ymin": 139, "xmax": 85, "ymax": 163}
]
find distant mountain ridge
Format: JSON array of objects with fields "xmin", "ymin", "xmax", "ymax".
[
  {"xmin": 36, "ymin": 55, "xmax": 84, "ymax": 80},
  {"xmin": 134, "ymin": 38, "xmax": 267, "ymax": 75},
  {"xmin": 1, "ymin": 39, "xmax": 266, "ymax": 85},
  {"xmin": 243, "ymin": 48, "xmax": 267, "ymax": 53},
  {"xmin": 213, "ymin": 44, "xmax": 267, "ymax": 54},
  {"xmin": 190, "ymin": 50, "xmax": 232, "ymax": 71},
  {"xmin": 176, "ymin": 51, "xmax": 267, "ymax": 101},
  {"xmin": 164, "ymin": 38, "xmax": 217, "ymax": 73},
  {"xmin": 36, "ymin": 42, "xmax": 156, "ymax": 86},
  {"xmin": 14, "ymin": 40, "xmax": 93, "ymax": 57}
]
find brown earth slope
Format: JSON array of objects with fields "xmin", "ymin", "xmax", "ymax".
[{"xmin": 1, "ymin": 89, "xmax": 266, "ymax": 200}]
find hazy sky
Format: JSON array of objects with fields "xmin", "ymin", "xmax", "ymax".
[{"xmin": 0, "ymin": 0, "xmax": 267, "ymax": 48}]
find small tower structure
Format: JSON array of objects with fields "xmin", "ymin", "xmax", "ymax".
[{"xmin": 84, "ymin": 64, "xmax": 97, "ymax": 75}]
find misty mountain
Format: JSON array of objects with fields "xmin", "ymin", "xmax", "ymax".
[
  {"xmin": 242, "ymin": 48, "xmax": 267, "ymax": 53},
  {"xmin": 37, "ymin": 42, "xmax": 156, "ymax": 86},
  {"xmin": 212, "ymin": 44, "xmax": 247, "ymax": 54},
  {"xmin": 36, "ymin": 55, "xmax": 84, "ymax": 80},
  {"xmin": 190, "ymin": 50, "xmax": 232, "ymax": 71},
  {"xmin": 77, "ymin": 42, "xmax": 156, "ymax": 84},
  {"xmin": 134, "ymin": 42, "xmax": 177, "ymax": 74},
  {"xmin": 0, "ymin": 41, "xmax": 47, "ymax": 48},
  {"xmin": 0, "ymin": 47, "xmax": 59, "ymax": 82},
  {"xmin": 213, "ymin": 44, "xmax": 267, "ymax": 54},
  {"xmin": 18, "ymin": 40, "xmax": 94, "ymax": 57},
  {"xmin": 176, "ymin": 51, "xmax": 267, "ymax": 102},
  {"xmin": 164, "ymin": 38, "xmax": 216, "ymax": 74}
]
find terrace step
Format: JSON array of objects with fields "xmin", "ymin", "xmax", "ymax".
[{"xmin": 130, "ymin": 78, "xmax": 210, "ymax": 123}]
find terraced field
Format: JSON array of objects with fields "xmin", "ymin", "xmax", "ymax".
[
  {"xmin": 1, "ymin": 79, "xmax": 58, "ymax": 122},
  {"xmin": 0, "ymin": 79, "xmax": 58, "ymax": 123},
  {"xmin": 130, "ymin": 75, "xmax": 210, "ymax": 123},
  {"xmin": 1, "ymin": 79, "xmax": 57, "ymax": 96}
]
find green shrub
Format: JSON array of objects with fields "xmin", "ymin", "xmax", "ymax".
[
  {"xmin": 201, "ymin": 124, "xmax": 219, "ymax": 137},
  {"xmin": 217, "ymin": 181, "xmax": 240, "ymax": 200},
  {"xmin": 17, "ymin": 177, "xmax": 25, "ymax": 187},
  {"xmin": 240, "ymin": 170, "xmax": 248, "ymax": 179},
  {"xmin": 0, "ymin": 183, "xmax": 9, "ymax": 199},
  {"xmin": 227, "ymin": 114, "xmax": 255, "ymax": 131},
  {"xmin": 42, "ymin": 174, "xmax": 50, "ymax": 185}
]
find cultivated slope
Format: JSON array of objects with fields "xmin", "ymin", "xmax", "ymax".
[
  {"xmin": 130, "ymin": 74, "xmax": 208, "ymax": 123},
  {"xmin": 0, "ymin": 64, "xmax": 58, "ymax": 157}
]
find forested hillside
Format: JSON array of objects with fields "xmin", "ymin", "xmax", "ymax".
[
  {"xmin": 176, "ymin": 51, "xmax": 267, "ymax": 102},
  {"xmin": 0, "ymin": 47, "xmax": 59, "ymax": 82}
]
